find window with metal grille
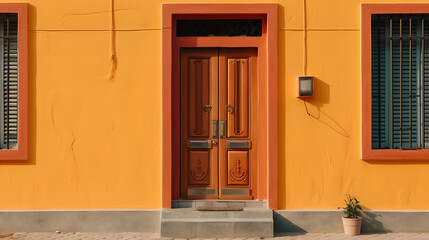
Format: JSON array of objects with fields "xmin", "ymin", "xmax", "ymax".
[
  {"xmin": 0, "ymin": 13, "xmax": 18, "ymax": 150},
  {"xmin": 372, "ymin": 14, "xmax": 429, "ymax": 150}
]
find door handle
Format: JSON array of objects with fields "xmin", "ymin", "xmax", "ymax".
[
  {"xmin": 213, "ymin": 120, "xmax": 218, "ymax": 139},
  {"xmin": 220, "ymin": 120, "xmax": 226, "ymax": 138},
  {"xmin": 211, "ymin": 140, "xmax": 217, "ymax": 145}
]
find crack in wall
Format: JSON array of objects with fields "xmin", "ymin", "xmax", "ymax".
[
  {"xmin": 106, "ymin": 0, "xmax": 117, "ymax": 82},
  {"xmin": 50, "ymin": 102, "xmax": 55, "ymax": 130},
  {"xmin": 69, "ymin": 133, "xmax": 80, "ymax": 186},
  {"xmin": 62, "ymin": 8, "xmax": 129, "ymax": 18},
  {"xmin": 70, "ymin": 133, "xmax": 77, "ymax": 164}
]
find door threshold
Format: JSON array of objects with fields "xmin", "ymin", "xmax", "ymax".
[
  {"xmin": 171, "ymin": 200, "xmax": 267, "ymax": 209},
  {"xmin": 196, "ymin": 206, "xmax": 243, "ymax": 211}
]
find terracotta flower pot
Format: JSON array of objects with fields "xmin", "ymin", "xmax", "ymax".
[{"xmin": 342, "ymin": 216, "xmax": 362, "ymax": 236}]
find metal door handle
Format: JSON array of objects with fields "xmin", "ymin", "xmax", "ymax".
[
  {"xmin": 211, "ymin": 140, "xmax": 217, "ymax": 145},
  {"xmin": 220, "ymin": 120, "xmax": 226, "ymax": 138},
  {"xmin": 213, "ymin": 120, "xmax": 218, "ymax": 139}
]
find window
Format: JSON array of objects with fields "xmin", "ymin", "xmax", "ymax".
[
  {"xmin": 0, "ymin": 14, "xmax": 18, "ymax": 150},
  {"xmin": 0, "ymin": 4, "xmax": 28, "ymax": 160},
  {"xmin": 371, "ymin": 14, "xmax": 429, "ymax": 150},
  {"xmin": 362, "ymin": 4, "xmax": 429, "ymax": 160}
]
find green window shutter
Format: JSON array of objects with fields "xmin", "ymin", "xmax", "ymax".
[
  {"xmin": 372, "ymin": 15, "xmax": 426, "ymax": 149},
  {"xmin": 424, "ymin": 18, "xmax": 429, "ymax": 147},
  {"xmin": 0, "ymin": 14, "xmax": 18, "ymax": 149},
  {"xmin": 391, "ymin": 15, "xmax": 419, "ymax": 149},
  {"xmin": 372, "ymin": 15, "xmax": 389, "ymax": 149}
]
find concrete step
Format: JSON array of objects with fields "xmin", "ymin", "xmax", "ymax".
[
  {"xmin": 172, "ymin": 200, "xmax": 268, "ymax": 209},
  {"xmin": 162, "ymin": 208, "xmax": 272, "ymax": 219},
  {"xmin": 160, "ymin": 208, "xmax": 273, "ymax": 238}
]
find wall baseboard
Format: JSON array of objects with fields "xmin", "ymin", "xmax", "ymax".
[
  {"xmin": 274, "ymin": 210, "xmax": 429, "ymax": 233},
  {"xmin": 0, "ymin": 209, "xmax": 428, "ymax": 234},
  {"xmin": 0, "ymin": 210, "xmax": 160, "ymax": 233}
]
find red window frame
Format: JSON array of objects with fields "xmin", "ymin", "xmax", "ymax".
[
  {"xmin": 0, "ymin": 3, "xmax": 28, "ymax": 160},
  {"xmin": 362, "ymin": 4, "xmax": 429, "ymax": 160}
]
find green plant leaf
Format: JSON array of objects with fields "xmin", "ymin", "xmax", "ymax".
[{"xmin": 342, "ymin": 194, "xmax": 361, "ymax": 218}]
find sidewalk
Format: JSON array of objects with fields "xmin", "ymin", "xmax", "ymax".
[{"xmin": 3, "ymin": 233, "xmax": 429, "ymax": 240}]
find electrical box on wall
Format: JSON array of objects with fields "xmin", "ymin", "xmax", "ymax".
[{"xmin": 297, "ymin": 76, "xmax": 314, "ymax": 98}]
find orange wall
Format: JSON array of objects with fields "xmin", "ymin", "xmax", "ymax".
[
  {"xmin": 1, "ymin": 0, "xmax": 429, "ymax": 210},
  {"xmin": 280, "ymin": 0, "xmax": 429, "ymax": 210}
]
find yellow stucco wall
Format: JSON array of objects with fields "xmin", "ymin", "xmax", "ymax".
[{"xmin": 0, "ymin": 0, "xmax": 428, "ymax": 210}]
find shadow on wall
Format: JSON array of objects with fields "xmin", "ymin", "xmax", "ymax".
[
  {"xmin": 361, "ymin": 211, "xmax": 391, "ymax": 233},
  {"xmin": 277, "ymin": 3, "xmax": 287, "ymax": 209},
  {"xmin": 365, "ymin": 159, "xmax": 429, "ymax": 165},
  {"xmin": 273, "ymin": 212, "xmax": 306, "ymax": 234},
  {"xmin": 273, "ymin": 210, "xmax": 391, "ymax": 234},
  {"xmin": 305, "ymin": 77, "xmax": 330, "ymax": 107},
  {"xmin": 303, "ymin": 77, "xmax": 349, "ymax": 138}
]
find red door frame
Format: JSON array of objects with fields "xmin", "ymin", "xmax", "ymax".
[{"xmin": 162, "ymin": 4, "xmax": 278, "ymax": 209}]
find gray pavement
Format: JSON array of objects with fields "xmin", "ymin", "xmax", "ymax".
[{"xmin": 2, "ymin": 233, "xmax": 429, "ymax": 240}]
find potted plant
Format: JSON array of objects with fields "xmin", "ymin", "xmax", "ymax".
[{"xmin": 340, "ymin": 194, "xmax": 362, "ymax": 236}]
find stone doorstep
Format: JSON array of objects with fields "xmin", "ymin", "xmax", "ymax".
[
  {"xmin": 172, "ymin": 200, "xmax": 268, "ymax": 209},
  {"xmin": 162, "ymin": 218, "xmax": 273, "ymax": 223},
  {"xmin": 160, "ymin": 220, "xmax": 273, "ymax": 238},
  {"xmin": 162, "ymin": 208, "xmax": 273, "ymax": 219},
  {"xmin": 160, "ymin": 207, "xmax": 273, "ymax": 238},
  {"xmin": 196, "ymin": 207, "xmax": 243, "ymax": 211}
]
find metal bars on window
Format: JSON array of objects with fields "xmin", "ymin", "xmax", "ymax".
[
  {"xmin": 0, "ymin": 14, "xmax": 18, "ymax": 150},
  {"xmin": 372, "ymin": 14, "xmax": 429, "ymax": 149}
]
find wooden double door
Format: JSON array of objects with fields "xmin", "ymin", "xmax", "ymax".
[{"xmin": 180, "ymin": 48, "xmax": 258, "ymax": 199}]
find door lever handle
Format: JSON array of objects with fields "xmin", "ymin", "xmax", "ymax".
[
  {"xmin": 212, "ymin": 120, "xmax": 218, "ymax": 139},
  {"xmin": 220, "ymin": 120, "xmax": 226, "ymax": 138},
  {"xmin": 211, "ymin": 140, "xmax": 217, "ymax": 145}
]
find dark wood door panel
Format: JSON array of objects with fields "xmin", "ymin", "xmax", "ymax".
[
  {"xmin": 181, "ymin": 48, "xmax": 257, "ymax": 200},
  {"xmin": 180, "ymin": 48, "xmax": 219, "ymax": 199},
  {"xmin": 219, "ymin": 48, "xmax": 258, "ymax": 200}
]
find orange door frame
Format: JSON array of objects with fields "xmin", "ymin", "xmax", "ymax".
[{"xmin": 162, "ymin": 4, "xmax": 278, "ymax": 209}]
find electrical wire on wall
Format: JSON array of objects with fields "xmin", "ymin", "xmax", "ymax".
[
  {"xmin": 106, "ymin": 0, "xmax": 117, "ymax": 81},
  {"xmin": 302, "ymin": 0, "xmax": 312, "ymax": 117},
  {"xmin": 304, "ymin": 100, "xmax": 311, "ymax": 116},
  {"xmin": 303, "ymin": 0, "xmax": 307, "ymax": 76}
]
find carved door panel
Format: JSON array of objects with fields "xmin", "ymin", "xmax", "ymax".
[
  {"xmin": 181, "ymin": 48, "xmax": 219, "ymax": 199},
  {"xmin": 181, "ymin": 48, "xmax": 257, "ymax": 199},
  {"xmin": 218, "ymin": 48, "xmax": 257, "ymax": 199}
]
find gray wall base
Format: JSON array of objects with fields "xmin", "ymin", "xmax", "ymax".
[
  {"xmin": 0, "ymin": 210, "xmax": 160, "ymax": 233},
  {"xmin": 1, "ymin": 209, "xmax": 429, "ymax": 234},
  {"xmin": 275, "ymin": 210, "xmax": 429, "ymax": 233}
]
